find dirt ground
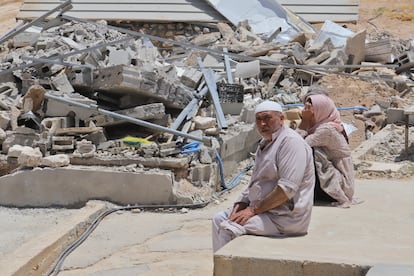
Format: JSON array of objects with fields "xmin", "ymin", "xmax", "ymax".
[{"xmin": 0, "ymin": 0, "xmax": 413, "ymax": 150}]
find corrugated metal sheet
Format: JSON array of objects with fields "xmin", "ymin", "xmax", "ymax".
[
  {"xmin": 278, "ymin": 0, "xmax": 359, "ymax": 22},
  {"xmin": 17, "ymin": 0, "xmax": 226, "ymax": 22},
  {"xmin": 17, "ymin": 0, "xmax": 359, "ymax": 23}
]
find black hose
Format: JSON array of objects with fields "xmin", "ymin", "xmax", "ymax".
[
  {"xmin": 47, "ymin": 152, "xmax": 252, "ymax": 275},
  {"xmin": 47, "ymin": 201, "xmax": 209, "ymax": 276}
]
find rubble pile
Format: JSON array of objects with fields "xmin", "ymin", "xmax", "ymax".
[{"xmin": 0, "ymin": 7, "xmax": 414, "ymax": 200}]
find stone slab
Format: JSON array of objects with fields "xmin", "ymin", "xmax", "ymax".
[
  {"xmin": 0, "ymin": 166, "xmax": 176, "ymax": 207},
  {"xmin": 214, "ymin": 179, "xmax": 414, "ymax": 276}
]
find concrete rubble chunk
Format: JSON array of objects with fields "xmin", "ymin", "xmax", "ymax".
[
  {"xmin": 45, "ymin": 91, "xmax": 98, "ymax": 120},
  {"xmin": 0, "ymin": 112, "xmax": 11, "ymax": 130},
  {"xmin": 40, "ymin": 154, "xmax": 70, "ymax": 167},
  {"xmin": 345, "ymin": 29, "xmax": 366, "ymax": 66},
  {"xmin": 180, "ymin": 68, "xmax": 203, "ymax": 89},
  {"xmin": 51, "ymin": 136, "xmax": 74, "ymax": 152},
  {"xmin": 12, "ymin": 32, "xmax": 40, "ymax": 48},
  {"xmin": 51, "ymin": 71, "xmax": 74, "ymax": 93},
  {"xmin": 217, "ymin": 22, "xmax": 235, "ymax": 42},
  {"xmin": 16, "ymin": 146, "xmax": 43, "ymax": 167},
  {"xmin": 108, "ymin": 47, "xmax": 132, "ymax": 66},
  {"xmin": 365, "ymin": 39, "xmax": 393, "ymax": 63},
  {"xmin": 242, "ymin": 42, "xmax": 281, "ymax": 57},
  {"xmin": 190, "ymin": 32, "xmax": 221, "ymax": 46},
  {"xmin": 73, "ymin": 139, "xmax": 96, "ymax": 158},
  {"xmin": 194, "ymin": 116, "xmax": 216, "ymax": 130},
  {"xmin": 93, "ymin": 65, "xmax": 193, "ymax": 109}
]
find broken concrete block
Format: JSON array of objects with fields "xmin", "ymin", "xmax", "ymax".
[
  {"xmin": 396, "ymin": 51, "xmax": 414, "ymax": 74},
  {"xmin": 0, "ymin": 129, "xmax": 6, "ymax": 143},
  {"xmin": 8, "ymin": 144, "xmax": 27, "ymax": 158},
  {"xmin": 0, "ymin": 112, "xmax": 10, "ymax": 130},
  {"xmin": 194, "ymin": 116, "xmax": 216, "ymax": 130},
  {"xmin": 79, "ymin": 52, "xmax": 100, "ymax": 67},
  {"xmin": 17, "ymin": 146, "xmax": 43, "ymax": 167},
  {"xmin": 217, "ymin": 22, "xmax": 235, "ymax": 42},
  {"xmin": 108, "ymin": 47, "xmax": 132, "ymax": 66},
  {"xmin": 83, "ymin": 130, "xmax": 107, "ymax": 146},
  {"xmin": 242, "ymin": 42, "xmax": 281, "ymax": 57},
  {"xmin": 305, "ymin": 50, "xmax": 331, "ymax": 65},
  {"xmin": 0, "ymin": 82, "xmax": 19, "ymax": 98},
  {"xmin": 93, "ymin": 65, "xmax": 192, "ymax": 109},
  {"xmin": 51, "ymin": 71, "xmax": 74, "ymax": 93},
  {"xmin": 66, "ymin": 67, "xmax": 93, "ymax": 89},
  {"xmin": 190, "ymin": 32, "xmax": 221, "ymax": 46},
  {"xmin": 12, "ymin": 32, "xmax": 40, "ymax": 48},
  {"xmin": 363, "ymin": 105, "xmax": 383, "ymax": 118},
  {"xmin": 2, "ymin": 127, "xmax": 40, "ymax": 154},
  {"xmin": 386, "ymin": 108, "xmax": 405, "ymax": 124},
  {"xmin": 237, "ymin": 26, "xmax": 264, "ymax": 44},
  {"xmin": 73, "ymin": 139, "xmax": 96, "ymax": 158},
  {"xmin": 139, "ymin": 143, "xmax": 159, "ymax": 158},
  {"xmin": 180, "ymin": 68, "xmax": 203, "ymax": 89},
  {"xmin": 199, "ymin": 146, "xmax": 213, "ymax": 164},
  {"xmin": 188, "ymin": 163, "xmax": 216, "ymax": 187},
  {"xmin": 159, "ymin": 147, "xmax": 181, "ymax": 157},
  {"xmin": 321, "ymin": 49, "xmax": 348, "ymax": 68},
  {"xmin": 365, "ymin": 39, "xmax": 393, "ymax": 63},
  {"xmin": 45, "ymin": 91, "xmax": 98, "ymax": 120},
  {"xmin": 133, "ymin": 43, "xmax": 160, "ymax": 64},
  {"xmin": 52, "ymin": 136, "xmax": 75, "ymax": 152},
  {"xmin": 307, "ymin": 37, "xmax": 334, "ymax": 56},
  {"xmin": 41, "ymin": 117, "xmax": 71, "ymax": 134},
  {"xmin": 117, "ymin": 103, "xmax": 165, "ymax": 120},
  {"xmin": 345, "ymin": 29, "xmax": 366, "ymax": 65},
  {"xmin": 41, "ymin": 154, "xmax": 70, "ymax": 167},
  {"xmin": 280, "ymin": 42, "xmax": 309, "ymax": 64},
  {"xmin": 204, "ymin": 127, "xmax": 220, "ymax": 136},
  {"xmin": 60, "ymin": 36, "xmax": 84, "ymax": 50}
]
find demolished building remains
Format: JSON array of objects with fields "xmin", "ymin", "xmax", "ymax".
[{"xmin": 0, "ymin": 0, "xmax": 413, "ymax": 208}]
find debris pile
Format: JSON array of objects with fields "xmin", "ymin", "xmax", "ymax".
[{"xmin": 1, "ymin": 2, "xmax": 414, "ymax": 204}]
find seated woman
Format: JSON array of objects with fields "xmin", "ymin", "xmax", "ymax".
[{"xmin": 298, "ymin": 93, "xmax": 356, "ymax": 207}]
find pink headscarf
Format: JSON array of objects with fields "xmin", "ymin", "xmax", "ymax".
[{"xmin": 305, "ymin": 94, "xmax": 343, "ymax": 134}]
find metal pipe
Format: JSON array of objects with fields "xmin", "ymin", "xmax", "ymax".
[
  {"xmin": 197, "ymin": 58, "xmax": 228, "ymax": 129},
  {"xmin": 223, "ymin": 48, "xmax": 233, "ymax": 84},
  {"xmin": 0, "ymin": 0, "xmax": 73, "ymax": 45},
  {"xmin": 45, "ymin": 92, "xmax": 212, "ymax": 146}
]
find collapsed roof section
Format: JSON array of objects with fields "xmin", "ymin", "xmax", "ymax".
[{"xmin": 17, "ymin": 0, "xmax": 359, "ymax": 24}]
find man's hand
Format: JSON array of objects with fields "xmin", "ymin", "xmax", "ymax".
[{"xmin": 229, "ymin": 206, "xmax": 256, "ymax": 226}]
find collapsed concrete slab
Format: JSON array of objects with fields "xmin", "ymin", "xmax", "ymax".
[
  {"xmin": 0, "ymin": 166, "xmax": 184, "ymax": 207},
  {"xmin": 93, "ymin": 65, "xmax": 193, "ymax": 109}
]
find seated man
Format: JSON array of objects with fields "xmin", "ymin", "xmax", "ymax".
[{"xmin": 212, "ymin": 100, "xmax": 315, "ymax": 253}]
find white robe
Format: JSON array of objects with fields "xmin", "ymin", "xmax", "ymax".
[{"xmin": 212, "ymin": 125, "xmax": 315, "ymax": 252}]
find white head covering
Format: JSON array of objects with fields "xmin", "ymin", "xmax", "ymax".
[{"xmin": 254, "ymin": 100, "xmax": 283, "ymax": 114}]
